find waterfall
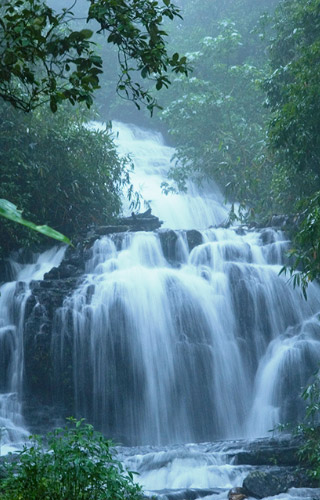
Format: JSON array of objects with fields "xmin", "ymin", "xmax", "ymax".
[
  {"xmin": 0, "ymin": 247, "xmax": 65, "ymax": 454},
  {"xmin": 2, "ymin": 122, "xmax": 320, "ymax": 499},
  {"xmin": 49, "ymin": 122, "xmax": 320, "ymax": 446},
  {"xmin": 89, "ymin": 121, "xmax": 229, "ymax": 229}
]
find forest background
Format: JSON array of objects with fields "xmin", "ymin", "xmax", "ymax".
[{"xmin": 0, "ymin": 0, "xmax": 319, "ymax": 290}]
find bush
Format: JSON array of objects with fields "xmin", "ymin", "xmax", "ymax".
[
  {"xmin": 0, "ymin": 418, "xmax": 143, "ymax": 500},
  {"xmin": 296, "ymin": 373, "xmax": 320, "ymax": 483},
  {"xmin": 0, "ymin": 102, "xmax": 133, "ymax": 256}
]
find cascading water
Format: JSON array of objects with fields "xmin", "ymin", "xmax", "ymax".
[
  {"xmin": 53, "ymin": 225, "xmax": 320, "ymax": 447},
  {"xmin": 90, "ymin": 121, "xmax": 229, "ymax": 229},
  {"xmin": 51, "ymin": 123, "xmax": 320, "ymax": 448},
  {"xmin": 2, "ymin": 122, "xmax": 320, "ymax": 499},
  {"xmin": 0, "ymin": 247, "xmax": 65, "ymax": 454}
]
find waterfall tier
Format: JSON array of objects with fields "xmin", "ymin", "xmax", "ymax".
[{"xmin": 1, "ymin": 123, "xmax": 320, "ymax": 500}]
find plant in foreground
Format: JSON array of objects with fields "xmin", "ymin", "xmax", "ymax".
[
  {"xmin": 296, "ymin": 371, "xmax": 320, "ymax": 483},
  {"xmin": 277, "ymin": 369, "xmax": 320, "ymax": 484},
  {"xmin": 0, "ymin": 418, "xmax": 143, "ymax": 500}
]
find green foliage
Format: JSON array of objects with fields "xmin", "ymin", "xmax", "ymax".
[
  {"xmin": 0, "ymin": 0, "xmax": 188, "ymax": 247},
  {"xmin": 280, "ymin": 192, "xmax": 320, "ymax": 296},
  {"xmin": 0, "ymin": 0, "xmax": 103, "ymax": 112},
  {"xmin": 0, "ymin": 102, "xmax": 132, "ymax": 255},
  {"xmin": 0, "ymin": 418, "xmax": 143, "ymax": 500},
  {"xmin": 0, "ymin": 199, "xmax": 71, "ymax": 245},
  {"xmin": 161, "ymin": 6, "xmax": 275, "ymax": 216},
  {"xmin": 160, "ymin": 0, "xmax": 320, "ymax": 288},
  {"xmin": 265, "ymin": 0, "xmax": 320, "ymax": 287},
  {"xmin": 266, "ymin": 0, "xmax": 320, "ymax": 171},
  {"xmin": 0, "ymin": 0, "xmax": 188, "ymax": 114},
  {"xmin": 88, "ymin": 0, "xmax": 189, "ymax": 113},
  {"xmin": 291, "ymin": 372, "xmax": 320, "ymax": 483}
]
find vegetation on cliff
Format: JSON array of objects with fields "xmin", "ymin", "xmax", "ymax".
[
  {"xmin": 0, "ymin": 103, "xmax": 133, "ymax": 255},
  {"xmin": 160, "ymin": 0, "xmax": 320, "ymax": 286}
]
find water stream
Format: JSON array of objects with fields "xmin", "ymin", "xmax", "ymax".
[
  {"xmin": 1, "ymin": 123, "xmax": 320, "ymax": 499},
  {"xmin": 0, "ymin": 247, "xmax": 65, "ymax": 455}
]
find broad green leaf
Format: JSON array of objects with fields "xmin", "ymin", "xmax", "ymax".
[{"xmin": 0, "ymin": 199, "xmax": 72, "ymax": 245}]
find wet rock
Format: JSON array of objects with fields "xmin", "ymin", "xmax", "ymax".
[
  {"xmin": 186, "ymin": 230, "xmax": 203, "ymax": 251},
  {"xmin": 0, "ymin": 258, "xmax": 13, "ymax": 283},
  {"xmin": 96, "ymin": 225, "xmax": 130, "ymax": 235},
  {"xmin": 230, "ymin": 436, "xmax": 301, "ymax": 467},
  {"xmin": 269, "ymin": 214, "xmax": 301, "ymax": 229},
  {"xmin": 22, "ymin": 275, "xmax": 80, "ymax": 431},
  {"xmin": 83, "ymin": 211, "xmax": 163, "ymax": 242},
  {"xmin": 235, "ymin": 226, "xmax": 246, "ymax": 236},
  {"xmin": 44, "ymin": 264, "xmax": 79, "ymax": 280},
  {"xmin": 158, "ymin": 229, "xmax": 178, "ymax": 263},
  {"xmin": 116, "ymin": 209, "xmax": 163, "ymax": 232},
  {"xmin": 147, "ymin": 488, "xmax": 221, "ymax": 500},
  {"xmin": 242, "ymin": 467, "xmax": 315, "ymax": 499},
  {"xmin": 259, "ymin": 228, "xmax": 277, "ymax": 245},
  {"xmin": 228, "ymin": 486, "xmax": 248, "ymax": 500}
]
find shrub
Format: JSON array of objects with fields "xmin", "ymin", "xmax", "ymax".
[{"xmin": 0, "ymin": 418, "xmax": 143, "ymax": 500}]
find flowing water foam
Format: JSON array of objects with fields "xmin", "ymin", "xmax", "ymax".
[
  {"xmin": 88, "ymin": 121, "xmax": 229, "ymax": 229},
  {"xmin": 2, "ymin": 122, "xmax": 320, "ymax": 498},
  {"xmin": 53, "ymin": 123, "xmax": 320, "ymax": 497},
  {"xmin": 0, "ymin": 247, "xmax": 65, "ymax": 454},
  {"xmin": 53, "ymin": 122, "xmax": 320, "ymax": 445}
]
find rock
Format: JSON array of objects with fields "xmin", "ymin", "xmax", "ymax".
[
  {"xmin": 242, "ymin": 467, "xmax": 316, "ymax": 499},
  {"xmin": 186, "ymin": 230, "xmax": 203, "ymax": 251},
  {"xmin": 44, "ymin": 263, "xmax": 79, "ymax": 280},
  {"xmin": 0, "ymin": 258, "xmax": 12, "ymax": 283},
  {"xmin": 230, "ymin": 436, "xmax": 301, "ymax": 467},
  {"xmin": 22, "ymin": 275, "xmax": 80, "ymax": 432},
  {"xmin": 115, "ymin": 209, "xmax": 163, "ymax": 231},
  {"xmin": 260, "ymin": 228, "xmax": 277, "ymax": 245},
  {"xmin": 269, "ymin": 214, "xmax": 301, "ymax": 229},
  {"xmin": 84, "ymin": 211, "xmax": 163, "ymax": 241},
  {"xmin": 158, "ymin": 229, "xmax": 178, "ymax": 263},
  {"xmin": 228, "ymin": 486, "xmax": 248, "ymax": 500},
  {"xmin": 123, "ymin": 217, "xmax": 162, "ymax": 232},
  {"xmin": 95, "ymin": 225, "xmax": 130, "ymax": 235},
  {"xmin": 146, "ymin": 488, "xmax": 221, "ymax": 500},
  {"xmin": 235, "ymin": 226, "xmax": 246, "ymax": 236}
]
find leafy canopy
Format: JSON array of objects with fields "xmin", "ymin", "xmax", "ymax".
[
  {"xmin": 0, "ymin": 0, "xmax": 188, "ymax": 246},
  {"xmin": 0, "ymin": 0, "xmax": 188, "ymax": 113}
]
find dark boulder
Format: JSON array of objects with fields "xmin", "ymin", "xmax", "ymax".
[
  {"xmin": 22, "ymin": 276, "xmax": 80, "ymax": 432},
  {"xmin": 158, "ymin": 229, "xmax": 178, "ymax": 263},
  {"xmin": 242, "ymin": 467, "xmax": 316, "ymax": 499},
  {"xmin": 186, "ymin": 230, "xmax": 203, "ymax": 251},
  {"xmin": 146, "ymin": 488, "xmax": 221, "ymax": 500},
  {"xmin": 231, "ymin": 437, "xmax": 301, "ymax": 467},
  {"xmin": 115, "ymin": 209, "xmax": 163, "ymax": 232},
  {"xmin": 259, "ymin": 228, "xmax": 277, "ymax": 245}
]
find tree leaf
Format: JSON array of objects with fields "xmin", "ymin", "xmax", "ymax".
[{"xmin": 0, "ymin": 199, "xmax": 72, "ymax": 245}]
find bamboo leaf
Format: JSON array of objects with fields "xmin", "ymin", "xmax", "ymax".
[{"xmin": 0, "ymin": 199, "xmax": 72, "ymax": 245}]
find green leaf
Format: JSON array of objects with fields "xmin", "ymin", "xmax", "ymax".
[
  {"xmin": 0, "ymin": 199, "xmax": 72, "ymax": 245},
  {"xmin": 79, "ymin": 29, "xmax": 93, "ymax": 39}
]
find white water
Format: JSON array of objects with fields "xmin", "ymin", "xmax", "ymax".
[
  {"xmin": 0, "ymin": 247, "xmax": 65, "ymax": 454},
  {"xmin": 51, "ymin": 123, "xmax": 320, "ymax": 447},
  {"xmin": 2, "ymin": 122, "xmax": 320, "ymax": 499},
  {"xmin": 90, "ymin": 121, "xmax": 229, "ymax": 229}
]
